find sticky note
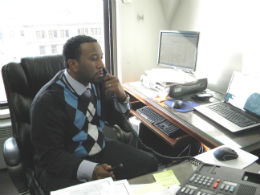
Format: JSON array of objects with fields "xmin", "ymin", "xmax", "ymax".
[{"xmin": 153, "ymin": 170, "xmax": 180, "ymax": 188}]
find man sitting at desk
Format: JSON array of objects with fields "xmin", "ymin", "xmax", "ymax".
[{"xmin": 31, "ymin": 35, "xmax": 158, "ymax": 193}]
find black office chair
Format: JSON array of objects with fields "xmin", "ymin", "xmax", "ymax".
[
  {"xmin": 2, "ymin": 55, "xmax": 65, "ymax": 195},
  {"xmin": 1, "ymin": 54, "xmax": 136, "ymax": 195}
]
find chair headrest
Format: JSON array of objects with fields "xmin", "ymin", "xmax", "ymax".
[{"xmin": 21, "ymin": 55, "xmax": 65, "ymax": 96}]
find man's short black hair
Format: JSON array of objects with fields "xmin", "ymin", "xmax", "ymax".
[{"xmin": 63, "ymin": 35, "xmax": 97, "ymax": 68}]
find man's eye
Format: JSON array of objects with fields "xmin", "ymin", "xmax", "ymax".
[{"xmin": 91, "ymin": 56, "xmax": 98, "ymax": 61}]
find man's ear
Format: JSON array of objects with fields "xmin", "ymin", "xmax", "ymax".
[{"xmin": 68, "ymin": 59, "xmax": 79, "ymax": 72}]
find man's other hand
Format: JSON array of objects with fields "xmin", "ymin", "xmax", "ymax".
[{"xmin": 92, "ymin": 163, "xmax": 115, "ymax": 180}]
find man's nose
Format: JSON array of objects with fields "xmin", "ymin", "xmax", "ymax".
[{"xmin": 97, "ymin": 59, "xmax": 105, "ymax": 69}]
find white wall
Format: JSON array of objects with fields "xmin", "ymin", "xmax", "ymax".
[
  {"xmin": 171, "ymin": 0, "xmax": 260, "ymax": 93},
  {"xmin": 116, "ymin": 0, "xmax": 260, "ymax": 93},
  {"xmin": 116, "ymin": 0, "xmax": 178, "ymax": 82}
]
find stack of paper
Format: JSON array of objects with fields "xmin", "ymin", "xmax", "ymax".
[
  {"xmin": 51, "ymin": 178, "xmax": 133, "ymax": 195},
  {"xmin": 51, "ymin": 169, "xmax": 182, "ymax": 195}
]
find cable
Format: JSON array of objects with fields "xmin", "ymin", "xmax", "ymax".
[
  {"xmin": 111, "ymin": 121, "xmax": 206, "ymax": 169},
  {"xmin": 108, "ymin": 107, "xmax": 203, "ymax": 162},
  {"xmin": 125, "ymin": 123, "xmax": 194, "ymax": 161}
]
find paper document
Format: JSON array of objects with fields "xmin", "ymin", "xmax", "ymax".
[
  {"xmin": 51, "ymin": 177, "xmax": 133, "ymax": 195},
  {"xmin": 195, "ymin": 145, "xmax": 259, "ymax": 169},
  {"xmin": 131, "ymin": 183, "xmax": 180, "ymax": 195},
  {"xmin": 141, "ymin": 68, "xmax": 196, "ymax": 84},
  {"xmin": 131, "ymin": 182, "xmax": 164, "ymax": 195}
]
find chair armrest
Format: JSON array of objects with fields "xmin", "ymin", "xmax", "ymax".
[
  {"xmin": 3, "ymin": 137, "xmax": 21, "ymax": 166},
  {"xmin": 2, "ymin": 137, "xmax": 29, "ymax": 193}
]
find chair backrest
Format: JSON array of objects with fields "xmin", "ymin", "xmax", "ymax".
[{"xmin": 2, "ymin": 55, "xmax": 65, "ymax": 169}]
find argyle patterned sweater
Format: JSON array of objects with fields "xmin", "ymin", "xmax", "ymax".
[{"xmin": 31, "ymin": 70, "xmax": 127, "ymax": 180}]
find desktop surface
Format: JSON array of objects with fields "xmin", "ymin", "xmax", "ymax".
[
  {"xmin": 128, "ymin": 159, "xmax": 260, "ymax": 186},
  {"xmin": 123, "ymin": 81, "xmax": 260, "ymax": 152},
  {"xmin": 128, "ymin": 160, "xmax": 197, "ymax": 185}
]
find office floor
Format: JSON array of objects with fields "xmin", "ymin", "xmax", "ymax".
[{"xmin": 0, "ymin": 168, "xmax": 18, "ymax": 195}]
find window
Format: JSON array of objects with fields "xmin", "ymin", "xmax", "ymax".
[
  {"xmin": 39, "ymin": 46, "xmax": 46, "ymax": 55},
  {"xmin": 20, "ymin": 30, "xmax": 25, "ymax": 37},
  {"xmin": 78, "ymin": 28, "xmax": 89, "ymax": 35},
  {"xmin": 48, "ymin": 30, "xmax": 58, "ymax": 39},
  {"xmin": 78, "ymin": 28, "xmax": 85, "ymax": 35},
  {"xmin": 65, "ymin": 30, "xmax": 69, "ymax": 37},
  {"xmin": 36, "ymin": 30, "xmax": 46, "ymax": 39},
  {"xmin": 0, "ymin": 0, "xmax": 105, "ymax": 103},
  {"xmin": 90, "ymin": 27, "xmax": 101, "ymax": 35},
  {"xmin": 51, "ymin": 45, "xmax": 58, "ymax": 54}
]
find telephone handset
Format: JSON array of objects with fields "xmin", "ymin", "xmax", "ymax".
[
  {"xmin": 96, "ymin": 68, "xmax": 113, "ymax": 98},
  {"xmin": 102, "ymin": 68, "xmax": 108, "ymax": 79},
  {"xmin": 96, "ymin": 68, "xmax": 107, "ymax": 84}
]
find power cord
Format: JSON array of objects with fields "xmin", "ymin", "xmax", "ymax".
[
  {"xmin": 112, "ymin": 121, "xmax": 196, "ymax": 162},
  {"xmin": 132, "ymin": 127, "xmax": 193, "ymax": 161}
]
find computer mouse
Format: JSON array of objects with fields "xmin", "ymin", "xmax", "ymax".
[
  {"xmin": 173, "ymin": 100, "xmax": 184, "ymax": 109},
  {"xmin": 213, "ymin": 147, "xmax": 238, "ymax": 161}
]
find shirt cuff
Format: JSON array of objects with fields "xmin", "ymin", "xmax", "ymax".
[{"xmin": 77, "ymin": 160, "xmax": 98, "ymax": 181}]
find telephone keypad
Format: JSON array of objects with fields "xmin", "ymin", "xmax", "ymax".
[{"xmin": 179, "ymin": 173, "xmax": 238, "ymax": 195}]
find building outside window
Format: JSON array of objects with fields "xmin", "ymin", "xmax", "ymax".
[
  {"xmin": 0, "ymin": 0, "xmax": 105, "ymax": 103},
  {"xmin": 39, "ymin": 45, "xmax": 46, "ymax": 55},
  {"xmin": 65, "ymin": 30, "xmax": 69, "ymax": 37},
  {"xmin": 48, "ymin": 30, "xmax": 58, "ymax": 39},
  {"xmin": 78, "ymin": 28, "xmax": 85, "ymax": 35},
  {"xmin": 36, "ymin": 31, "xmax": 42, "ymax": 39},
  {"xmin": 51, "ymin": 45, "xmax": 58, "ymax": 54},
  {"xmin": 84, "ymin": 28, "xmax": 89, "ymax": 35},
  {"xmin": 20, "ymin": 30, "xmax": 25, "ymax": 37}
]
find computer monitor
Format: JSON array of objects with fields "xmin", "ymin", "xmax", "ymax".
[{"xmin": 157, "ymin": 30, "xmax": 200, "ymax": 73}]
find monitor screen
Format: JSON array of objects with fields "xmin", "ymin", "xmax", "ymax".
[{"xmin": 157, "ymin": 30, "xmax": 200, "ymax": 72}]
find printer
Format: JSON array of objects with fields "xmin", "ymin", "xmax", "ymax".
[{"xmin": 140, "ymin": 68, "xmax": 207, "ymax": 98}]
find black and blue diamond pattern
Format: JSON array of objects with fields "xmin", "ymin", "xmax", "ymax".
[{"xmin": 56, "ymin": 79, "xmax": 105, "ymax": 158}]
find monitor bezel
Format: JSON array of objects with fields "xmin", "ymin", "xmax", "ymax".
[{"xmin": 157, "ymin": 30, "xmax": 200, "ymax": 73}]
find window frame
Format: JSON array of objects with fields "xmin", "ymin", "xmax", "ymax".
[{"xmin": 103, "ymin": 0, "xmax": 116, "ymax": 75}]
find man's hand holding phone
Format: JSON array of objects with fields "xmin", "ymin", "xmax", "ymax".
[{"xmin": 103, "ymin": 74, "xmax": 127, "ymax": 102}]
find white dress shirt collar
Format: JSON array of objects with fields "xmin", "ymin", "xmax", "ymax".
[{"xmin": 64, "ymin": 69, "xmax": 91, "ymax": 96}]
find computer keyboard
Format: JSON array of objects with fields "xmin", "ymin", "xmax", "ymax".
[
  {"xmin": 136, "ymin": 106, "xmax": 185, "ymax": 138},
  {"xmin": 208, "ymin": 103, "xmax": 256, "ymax": 127},
  {"xmin": 136, "ymin": 106, "xmax": 165, "ymax": 124}
]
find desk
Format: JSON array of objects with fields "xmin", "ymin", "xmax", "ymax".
[
  {"xmin": 123, "ymin": 81, "xmax": 260, "ymax": 152},
  {"xmin": 128, "ymin": 160, "xmax": 197, "ymax": 185},
  {"xmin": 128, "ymin": 160, "xmax": 260, "ymax": 185}
]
